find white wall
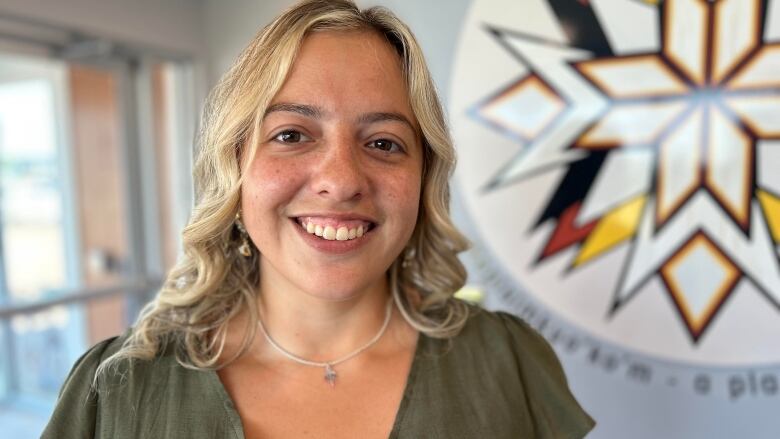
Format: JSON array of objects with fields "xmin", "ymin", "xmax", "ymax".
[{"xmin": 0, "ymin": 0, "xmax": 205, "ymax": 56}]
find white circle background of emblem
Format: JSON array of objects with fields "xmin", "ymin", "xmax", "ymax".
[{"xmin": 450, "ymin": 0, "xmax": 780, "ymax": 367}]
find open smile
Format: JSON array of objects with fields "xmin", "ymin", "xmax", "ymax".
[
  {"xmin": 295, "ymin": 216, "xmax": 376, "ymax": 241},
  {"xmin": 291, "ymin": 215, "xmax": 378, "ymax": 254}
]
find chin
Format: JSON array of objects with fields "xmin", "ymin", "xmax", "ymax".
[{"xmin": 257, "ymin": 250, "xmax": 393, "ymax": 303}]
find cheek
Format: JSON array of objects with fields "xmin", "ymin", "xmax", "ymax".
[
  {"xmin": 241, "ymin": 159, "xmax": 306, "ymax": 225},
  {"xmin": 383, "ymin": 171, "xmax": 423, "ymax": 232}
]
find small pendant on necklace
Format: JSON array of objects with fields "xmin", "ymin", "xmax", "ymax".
[{"xmin": 324, "ymin": 364, "xmax": 337, "ymax": 386}]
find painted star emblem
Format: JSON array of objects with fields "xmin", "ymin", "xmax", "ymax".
[{"xmin": 474, "ymin": 0, "xmax": 780, "ymax": 342}]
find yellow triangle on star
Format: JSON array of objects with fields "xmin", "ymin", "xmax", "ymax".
[
  {"xmin": 574, "ymin": 195, "xmax": 647, "ymax": 267},
  {"xmin": 757, "ymin": 189, "xmax": 780, "ymax": 243}
]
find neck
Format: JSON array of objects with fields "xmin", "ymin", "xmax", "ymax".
[{"xmin": 256, "ymin": 272, "xmax": 393, "ymax": 362}]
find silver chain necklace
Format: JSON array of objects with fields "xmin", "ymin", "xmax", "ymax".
[{"xmin": 257, "ymin": 297, "xmax": 394, "ymax": 387}]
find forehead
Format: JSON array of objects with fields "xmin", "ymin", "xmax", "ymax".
[{"xmin": 270, "ymin": 30, "xmax": 414, "ymax": 121}]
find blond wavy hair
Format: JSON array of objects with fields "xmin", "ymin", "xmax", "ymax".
[{"xmin": 101, "ymin": 0, "xmax": 470, "ymax": 372}]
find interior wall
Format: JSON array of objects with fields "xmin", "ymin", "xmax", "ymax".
[{"xmin": 0, "ymin": 0, "xmax": 205, "ymax": 56}]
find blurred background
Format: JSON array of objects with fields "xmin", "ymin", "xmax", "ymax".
[
  {"xmin": 0, "ymin": 0, "xmax": 204, "ymax": 435},
  {"xmin": 1, "ymin": 0, "xmax": 779, "ymax": 438}
]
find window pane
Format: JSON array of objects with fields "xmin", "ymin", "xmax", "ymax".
[
  {"xmin": 0, "ymin": 322, "xmax": 9, "ymax": 400},
  {"xmin": 0, "ymin": 53, "xmax": 84, "ymax": 438},
  {"xmin": 0, "ymin": 51, "xmax": 191, "ymax": 438},
  {"xmin": 10, "ymin": 305, "xmax": 86, "ymax": 400},
  {"xmin": 0, "ymin": 63, "xmax": 68, "ymax": 303}
]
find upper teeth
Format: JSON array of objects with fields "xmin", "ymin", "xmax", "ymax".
[{"xmin": 302, "ymin": 221, "xmax": 366, "ymax": 241}]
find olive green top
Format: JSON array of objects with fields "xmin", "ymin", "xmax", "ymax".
[{"xmin": 42, "ymin": 306, "xmax": 595, "ymax": 438}]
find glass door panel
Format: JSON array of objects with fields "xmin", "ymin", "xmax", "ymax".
[
  {"xmin": 0, "ymin": 54, "xmax": 87, "ymax": 407},
  {"xmin": 0, "ymin": 22, "xmax": 195, "ymax": 439},
  {"xmin": 0, "ymin": 56, "xmax": 71, "ymax": 304}
]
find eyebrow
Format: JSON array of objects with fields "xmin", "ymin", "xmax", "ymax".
[
  {"xmin": 357, "ymin": 112, "xmax": 416, "ymax": 133},
  {"xmin": 264, "ymin": 102, "xmax": 417, "ymax": 133},
  {"xmin": 264, "ymin": 103, "xmax": 322, "ymax": 119}
]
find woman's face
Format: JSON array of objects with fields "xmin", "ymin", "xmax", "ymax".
[{"xmin": 241, "ymin": 30, "xmax": 423, "ymax": 302}]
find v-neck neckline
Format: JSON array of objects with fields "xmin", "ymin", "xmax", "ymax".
[{"xmin": 207, "ymin": 330, "xmax": 429, "ymax": 439}]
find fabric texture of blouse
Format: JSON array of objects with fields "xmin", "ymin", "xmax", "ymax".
[{"xmin": 42, "ymin": 305, "xmax": 595, "ymax": 438}]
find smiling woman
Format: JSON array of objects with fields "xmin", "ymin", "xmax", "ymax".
[{"xmin": 42, "ymin": 1, "xmax": 594, "ymax": 438}]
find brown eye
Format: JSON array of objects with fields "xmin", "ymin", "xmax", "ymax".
[
  {"xmin": 273, "ymin": 130, "xmax": 310, "ymax": 143},
  {"xmin": 367, "ymin": 138, "xmax": 402, "ymax": 153}
]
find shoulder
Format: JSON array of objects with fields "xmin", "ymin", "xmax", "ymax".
[
  {"xmin": 57, "ymin": 331, "xmax": 163, "ymax": 391},
  {"xmin": 458, "ymin": 305, "xmax": 565, "ymax": 374},
  {"xmin": 59, "ymin": 332, "xmax": 131, "ymax": 394},
  {"xmin": 459, "ymin": 304, "xmax": 542, "ymax": 341},
  {"xmin": 450, "ymin": 304, "xmax": 596, "ymax": 438},
  {"xmin": 41, "ymin": 333, "xmax": 130, "ymax": 439},
  {"xmin": 44, "ymin": 331, "xmax": 238, "ymax": 439},
  {"xmin": 80, "ymin": 332, "xmax": 130, "ymax": 372},
  {"xmin": 41, "ymin": 332, "xmax": 187, "ymax": 438}
]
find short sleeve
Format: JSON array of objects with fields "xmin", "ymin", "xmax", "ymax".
[
  {"xmin": 40, "ymin": 336, "xmax": 120, "ymax": 439},
  {"xmin": 496, "ymin": 311, "xmax": 595, "ymax": 439}
]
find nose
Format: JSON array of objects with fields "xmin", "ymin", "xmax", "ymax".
[{"xmin": 310, "ymin": 134, "xmax": 367, "ymax": 202}]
